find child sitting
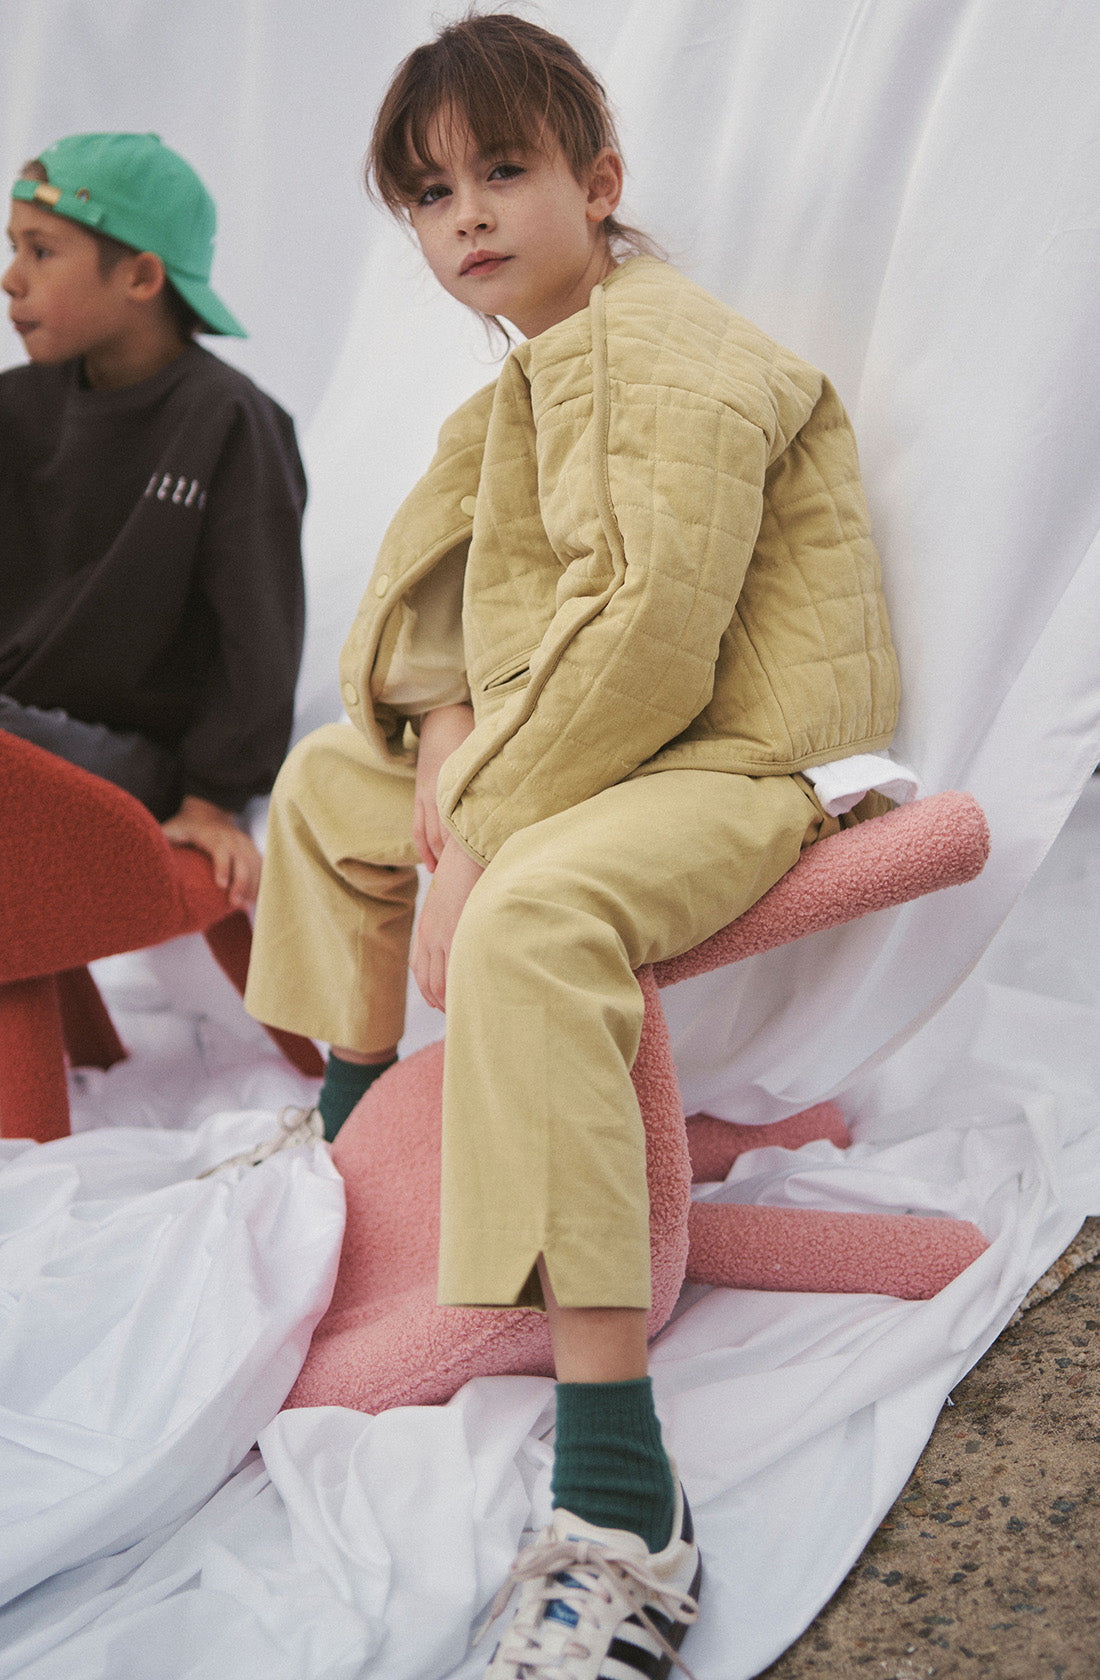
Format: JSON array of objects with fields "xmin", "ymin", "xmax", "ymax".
[
  {"xmin": 245, "ymin": 14, "xmax": 900, "ymax": 1676},
  {"xmin": 1, "ymin": 132, "xmax": 306, "ymax": 907}
]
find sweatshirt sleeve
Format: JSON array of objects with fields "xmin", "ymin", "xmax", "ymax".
[
  {"xmin": 437, "ymin": 329, "xmax": 771, "ymax": 863},
  {"xmin": 177, "ymin": 395, "xmax": 306, "ymax": 810}
]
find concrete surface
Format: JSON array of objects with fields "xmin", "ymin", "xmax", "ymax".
[{"xmin": 757, "ymin": 1219, "xmax": 1100, "ymax": 1679}]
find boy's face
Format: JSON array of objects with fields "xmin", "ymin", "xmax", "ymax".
[
  {"xmin": 3, "ymin": 199, "xmax": 138, "ymax": 370},
  {"xmin": 405, "ymin": 117, "xmax": 622, "ymax": 340}
]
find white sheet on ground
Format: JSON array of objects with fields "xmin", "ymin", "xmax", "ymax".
[
  {"xmin": 1, "ymin": 1, "xmax": 1099, "ymax": 1675},
  {"xmin": 0, "ymin": 781, "xmax": 1097, "ymax": 1679}
]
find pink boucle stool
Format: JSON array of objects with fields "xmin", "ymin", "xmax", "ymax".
[{"xmin": 287, "ymin": 791, "xmax": 991, "ymax": 1415}]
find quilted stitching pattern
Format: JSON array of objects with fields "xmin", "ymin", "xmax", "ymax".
[{"xmin": 341, "ymin": 258, "xmax": 899, "ymax": 862}]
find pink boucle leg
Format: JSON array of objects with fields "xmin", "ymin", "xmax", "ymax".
[
  {"xmin": 686, "ymin": 1202, "xmax": 989, "ymax": 1300},
  {"xmin": 684, "ymin": 1102, "xmax": 850, "ymax": 1183}
]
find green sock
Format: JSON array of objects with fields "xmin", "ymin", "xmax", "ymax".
[
  {"xmin": 317, "ymin": 1052, "xmax": 396, "ymax": 1142},
  {"xmin": 551, "ymin": 1376, "xmax": 676, "ymax": 1553}
]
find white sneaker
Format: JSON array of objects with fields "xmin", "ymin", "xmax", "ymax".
[
  {"xmin": 482, "ymin": 1479, "xmax": 701, "ymax": 1680},
  {"xmin": 196, "ymin": 1105, "xmax": 325, "ymax": 1177}
]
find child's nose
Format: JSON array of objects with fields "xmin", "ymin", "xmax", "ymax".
[
  {"xmin": 453, "ymin": 190, "xmax": 493, "ymax": 236},
  {"xmin": 2, "ymin": 256, "xmax": 22, "ymax": 297}
]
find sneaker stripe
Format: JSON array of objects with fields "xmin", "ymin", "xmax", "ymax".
[
  {"xmin": 601, "ymin": 1660, "xmax": 662, "ymax": 1680},
  {"xmin": 603, "ymin": 1633, "xmax": 665, "ymax": 1678},
  {"xmin": 626, "ymin": 1607, "xmax": 675, "ymax": 1642},
  {"xmin": 601, "ymin": 1659, "xmax": 661, "ymax": 1680}
]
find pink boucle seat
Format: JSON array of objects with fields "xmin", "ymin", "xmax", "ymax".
[{"xmin": 287, "ymin": 791, "xmax": 992, "ymax": 1415}]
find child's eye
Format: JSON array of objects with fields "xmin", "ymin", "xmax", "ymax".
[
  {"xmin": 488, "ymin": 163, "xmax": 524, "ymax": 182},
  {"xmin": 417, "ymin": 182, "xmax": 450, "ymax": 207}
]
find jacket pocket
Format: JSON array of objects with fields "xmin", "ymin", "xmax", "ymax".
[{"xmin": 481, "ymin": 650, "xmax": 533, "ymax": 692}]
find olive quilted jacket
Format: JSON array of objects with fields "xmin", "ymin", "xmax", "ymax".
[{"xmin": 339, "ymin": 257, "xmax": 899, "ymax": 864}]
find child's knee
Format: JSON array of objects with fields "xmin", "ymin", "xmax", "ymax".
[
  {"xmin": 449, "ymin": 847, "xmax": 620, "ymax": 994},
  {"xmin": 448, "ymin": 856, "xmax": 537, "ymax": 981},
  {"xmin": 271, "ymin": 722, "xmax": 406, "ymax": 848}
]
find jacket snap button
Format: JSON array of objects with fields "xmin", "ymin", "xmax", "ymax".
[
  {"xmin": 342, "ymin": 682, "xmax": 359, "ymax": 707},
  {"xmin": 459, "ymin": 495, "xmax": 477, "ymax": 517},
  {"xmin": 374, "ymin": 573, "xmax": 389, "ymax": 596}
]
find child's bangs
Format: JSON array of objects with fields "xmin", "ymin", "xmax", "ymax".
[
  {"xmin": 368, "ymin": 16, "xmax": 625, "ymax": 221},
  {"xmin": 385, "ymin": 77, "xmax": 549, "ymax": 207}
]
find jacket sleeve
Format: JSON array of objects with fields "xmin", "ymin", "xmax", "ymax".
[
  {"xmin": 438, "ymin": 349, "xmax": 772, "ymax": 863},
  {"xmin": 177, "ymin": 397, "xmax": 307, "ymax": 810}
]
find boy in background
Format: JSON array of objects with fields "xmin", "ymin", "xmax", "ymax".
[{"xmin": 1, "ymin": 132, "xmax": 306, "ymax": 907}]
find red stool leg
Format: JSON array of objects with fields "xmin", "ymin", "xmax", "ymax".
[
  {"xmin": 56, "ymin": 966, "xmax": 128, "ymax": 1070},
  {"xmin": 203, "ymin": 911, "xmax": 325, "ymax": 1079},
  {"xmin": 0, "ymin": 976, "xmax": 72, "ymax": 1142}
]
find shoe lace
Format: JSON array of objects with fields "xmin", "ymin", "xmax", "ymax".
[
  {"xmin": 196, "ymin": 1105, "xmax": 324, "ymax": 1177},
  {"xmin": 481, "ymin": 1534, "xmax": 699, "ymax": 1679}
]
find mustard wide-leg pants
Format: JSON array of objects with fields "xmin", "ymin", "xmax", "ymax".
[
  {"xmin": 245, "ymin": 722, "xmax": 835, "ymax": 1311},
  {"xmin": 245, "ymin": 723, "xmax": 420, "ymax": 1053}
]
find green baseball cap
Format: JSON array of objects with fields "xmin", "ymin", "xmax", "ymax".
[{"xmin": 11, "ymin": 131, "xmax": 246, "ymax": 337}]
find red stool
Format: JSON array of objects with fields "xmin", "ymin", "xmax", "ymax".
[
  {"xmin": 0, "ymin": 731, "xmax": 323, "ymax": 1144},
  {"xmin": 287, "ymin": 790, "xmax": 992, "ymax": 1414}
]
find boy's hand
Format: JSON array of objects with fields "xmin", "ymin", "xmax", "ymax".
[
  {"xmin": 411, "ymin": 836, "xmax": 484, "ymax": 1011},
  {"xmin": 161, "ymin": 795, "xmax": 262, "ymax": 909},
  {"xmin": 413, "ymin": 702, "xmax": 475, "ymax": 870}
]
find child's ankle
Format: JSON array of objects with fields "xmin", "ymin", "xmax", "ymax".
[
  {"xmin": 551, "ymin": 1376, "xmax": 676, "ymax": 1553},
  {"xmin": 318, "ymin": 1049, "xmax": 397, "ymax": 1142}
]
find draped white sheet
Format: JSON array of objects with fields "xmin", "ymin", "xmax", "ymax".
[{"xmin": 1, "ymin": 2, "xmax": 1098, "ymax": 1676}]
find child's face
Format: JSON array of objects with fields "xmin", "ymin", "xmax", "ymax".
[
  {"xmin": 3, "ymin": 199, "xmax": 140, "ymax": 373},
  {"xmin": 406, "ymin": 117, "xmax": 623, "ymax": 339}
]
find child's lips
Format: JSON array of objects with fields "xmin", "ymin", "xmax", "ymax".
[{"xmin": 459, "ymin": 251, "xmax": 510, "ymax": 278}]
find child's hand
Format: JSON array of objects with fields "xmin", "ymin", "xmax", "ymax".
[
  {"xmin": 411, "ymin": 836, "xmax": 484, "ymax": 1010},
  {"xmin": 161, "ymin": 795, "xmax": 262, "ymax": 910},
  {"xmin": 413, "ymin": 702, "xmax": 475, "ymax": 870}
]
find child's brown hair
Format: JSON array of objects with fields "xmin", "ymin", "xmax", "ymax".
[{"xmin": 367, "ymin": 11, "xmax": 655, "ymax": 261}]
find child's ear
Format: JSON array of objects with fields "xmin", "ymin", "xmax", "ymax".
[
  {"xmin": 127, "ymin": 250, "xmax": 168, "ymax": 304},
  {"xmin": 586, "ymin": 147, "xmax": 624, "ymax": 225}
]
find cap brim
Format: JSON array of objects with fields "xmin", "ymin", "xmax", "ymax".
[{"xmin": 170, "ymin": 271, "xmax": 247, "ymax": 338}]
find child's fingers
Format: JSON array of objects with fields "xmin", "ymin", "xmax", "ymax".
[
  {"xmin": 411, "ymin": 925, "xmax": 427, "ymax": 1002},
  {"xmin": 226, "ymin": 858, "xmax": 251, "ymax": 910},
  {"xmin": 413, "ymin": 804, "xmax": 429, "ymax": 865},
  {"xmin": 162, "ymin": 805, "xmax": 260, "ymax": 907},
  {"xmin": 206, "ymin": 833, "xmax": 258, "ymax": 908},
  {"xmin": 413, "ymin": 799, "xmax": 440, "ymax": 871},
  {"xmin": 210, "ymin": 839, "xmax": 231, "ymax": 891},
  {"xmin": 429, "ymin": 943, "xmax": 446, "ymax": 1009},
  {"xmin": 411, "ymin": 937, "xmax": 437, "ymax": 1010},
  {"xmin": 425, "ymin": 811, "xmax": 445, "ymax": 866},
  {"xmin": 411, "ymin": 917, "xmax": 447, "ymax": 1010},
  {"xmin": 227, "ymin": 839, "xmax": 261, "ymax": 909}
]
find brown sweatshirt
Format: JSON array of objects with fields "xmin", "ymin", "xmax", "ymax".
[{"xmin": 0, "ymin": 342, "xmax": 306, "ymax": 810}]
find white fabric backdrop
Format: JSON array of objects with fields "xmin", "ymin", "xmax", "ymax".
[{"xmin": 2, "ymin": 2, "xmax": 1099, "ymax": 1676}]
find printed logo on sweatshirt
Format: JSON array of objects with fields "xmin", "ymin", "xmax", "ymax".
[{"xmin": 143, "ymin": 473, "xmax": 207, "ymax": 510}]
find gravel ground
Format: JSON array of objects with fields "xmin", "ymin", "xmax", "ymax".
[{"xmin": 757, "ymin": 1219, "xmax": 1100, "ymax": 1679}]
